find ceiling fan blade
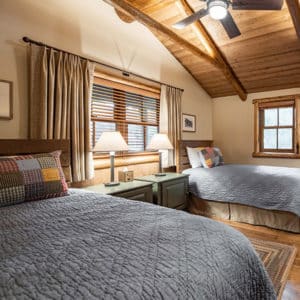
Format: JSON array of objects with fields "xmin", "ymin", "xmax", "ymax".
[
  {"xmin": 220, "ymin": 12, "xmax": 241, "ymax": 39},
  {"xmin": 172, "ymin": 8, "xmax": 208, "ymax": 29},
  {"xmin": 232, "ymin": 0, "xmax": 283, "ymax": 10}
]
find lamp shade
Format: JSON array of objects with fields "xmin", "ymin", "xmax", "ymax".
[
  {"xmin": 93, "ymin": 131, "xmax": 128, "ymax": 152},
  {"xmin": 147, "ymin": 133, "xmax": 173, "ymax": 150}
]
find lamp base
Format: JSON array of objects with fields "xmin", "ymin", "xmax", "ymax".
[
  {"xmin": 154, "ymin": 173, "xmax": 167, "ymax": 177},
  {"xmin": 104, "ymin": 182, "xmax": 120, "ymax": 187}
]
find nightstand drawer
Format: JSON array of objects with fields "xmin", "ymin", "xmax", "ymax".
[{"xmin": 115, "ymin": 186, "xmax": 153, "ymax": 203}]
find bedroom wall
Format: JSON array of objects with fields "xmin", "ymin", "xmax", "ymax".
[
  {"xmin": 213, "ymin": 87, "xmax": 300, "ymax": 168},
  {"xmin": 0, "ymin": 0, "xmax": 213, "ymax": 141}
]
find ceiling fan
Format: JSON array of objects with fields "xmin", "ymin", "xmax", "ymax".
[{"xmin": 173, "ymin": 0, "xmax": 284, "ymax": 39}]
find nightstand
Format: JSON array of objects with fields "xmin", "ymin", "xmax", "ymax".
[
  {"xmin": 84, "ymin": 181, "xmax": 153, "ymax": 203},
  {"xmin": 136, "ymin": 173, "xmax": 189, "ymax": 209}
]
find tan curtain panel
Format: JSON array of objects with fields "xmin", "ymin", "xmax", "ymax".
[
  {"xmin": 160, "ymin": 85, "xmax": 183, "ymax": 167},
  {"xmin": 29, "ymin": 44, "xmax": 95, "ymax": 182}
]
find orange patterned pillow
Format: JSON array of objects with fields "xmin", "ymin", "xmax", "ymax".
[{"xmin": 199, "ymin": 147, "xmax": 224, "ymax": 168}]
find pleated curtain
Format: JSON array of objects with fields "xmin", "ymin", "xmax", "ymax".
[
  {"xmin": 29, "ymin": 44, "xmax": 95, "ymax": 182},
  {"xmin": 160, "ymin": 85, "xmax": 183, "ymax": 167}
]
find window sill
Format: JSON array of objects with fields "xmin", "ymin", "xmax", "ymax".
[
  {"xmin": 252, "ymin": 152, "xmax": 300, "ymax": 159},
  {"xmin": 93, "ymin": 152, "xmax": 159, "ymax": 170},
  {"xmin": 93, "ymin": 151, "xmax": 157, "ymax": 159}
]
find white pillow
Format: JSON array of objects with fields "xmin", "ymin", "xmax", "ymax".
[{"xmin": 186, "ymin": 146, "xmax": 203, "ymax": 168}]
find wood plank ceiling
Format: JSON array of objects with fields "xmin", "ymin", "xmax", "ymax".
[{"xmin": 109, "ymin": 0, "xmax": 300, "ymax": 99}]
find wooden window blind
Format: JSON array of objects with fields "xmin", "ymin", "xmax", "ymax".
[{"xmin": 91, "ymin": 75, "xmax": 160, "ymax": 153}]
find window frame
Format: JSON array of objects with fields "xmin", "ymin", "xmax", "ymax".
[
  {"xmin": 91, "ymin": 72, "xmax": 161, "ymax": 157},
  {"xmin": 253, "ymin": 95, "xmax": 300, "ymax": 158}
]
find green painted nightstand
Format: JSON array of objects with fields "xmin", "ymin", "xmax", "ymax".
[
  {"xmin": 136, "ymin": 173, "xmax": 189, "ymax": 209},
  {"xmin": 84, "ymin": 181, "xmax": 153, "ymax": 203}
]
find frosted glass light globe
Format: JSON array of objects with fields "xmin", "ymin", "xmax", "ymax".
[{"xmin": 208, "ymin": 0, "xmax": 228, "ymax": 20}]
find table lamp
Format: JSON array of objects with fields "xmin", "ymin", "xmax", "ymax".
[
  {"xmin": 147, "ymin": 133, "xmax": 173, "ymax": 176},
  {"xmin": 94, "ymin": 131, "xmax": 128, "ymax": 186}
]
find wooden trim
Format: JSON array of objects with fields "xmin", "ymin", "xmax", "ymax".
[
  {"xmin": 176, "ymin": 0, "xmax": 247, "ymax": 102},
  {"xmin": 252, "ymin": 152, "xmax": 300, "ymax": 159},
  {"xmin": 253, "ymin": 94, "xmax": 299, "ymax": 156},
  {"xmin": 93, "ymin": 151, "xmax": 159, "ymax": 159},
  {"xmin": 94, "ymin": 71, "xmax": 161, "ymax": 97},
  {"xmin": 0, "ymin": 80, "xmax": 13, "ymax": 120},
  {"xmin": 258, "ymin": 101, "xmax": 295, "ymax": 108},
  {"xmin": 93, "ymin": 153, "xmax": 159, "ymax": 170},
  {"xmin": 296, "ymin": 97, "xmax": 300, "ymax": 154},
  {"xmin": 252, "ymin": 95, "xmax": 300, "ymax": 104},
  {"xmin": 286, "ymin": 0, "xmax": 300, "ymax": 38},
  {"xmin": 253, "ymin": 101, "xmax": 259, "ymax": 153},
  {"xmin": 93, "ymin": 76, "xmax": 160, "ymax": 99}
]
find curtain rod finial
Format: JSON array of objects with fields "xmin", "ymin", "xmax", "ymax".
[{"xmin": 23, "ymin": 36, "xmax": 30, "ymax": 43}]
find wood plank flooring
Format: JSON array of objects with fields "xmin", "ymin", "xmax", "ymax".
[{"xmin": 218, "ymin": 220, "xmax": 300, "ymax": 300}]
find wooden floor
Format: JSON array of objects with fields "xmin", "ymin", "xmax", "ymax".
[{"xmin": 218, "ymin": 220, "xmax": 300, "ymax": 300}]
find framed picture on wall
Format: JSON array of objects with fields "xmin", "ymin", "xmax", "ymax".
[
  {"xmin": 182, "ymin": 113, "xmax": 196, "ymax": 132},
  {"xmin": 0, "ymin": 80, "xmax": 13, "ymax": 120}
]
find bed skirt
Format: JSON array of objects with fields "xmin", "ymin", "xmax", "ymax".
[{"xmin": 188, "ymin": 195, "xmax": 300, "ymax": 233}]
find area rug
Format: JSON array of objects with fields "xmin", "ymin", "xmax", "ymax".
[{"xmin": 250, "ymin": 238, "xmax": 297, "ymax": 300}]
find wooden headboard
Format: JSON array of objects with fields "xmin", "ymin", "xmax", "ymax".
[
  {"xmin": 177, "ymin": 140, "xmax": 213, "ymax": 173},
  {"xmin": 0, "ymin": 139, "xmax": 71, "ymax": 183}
]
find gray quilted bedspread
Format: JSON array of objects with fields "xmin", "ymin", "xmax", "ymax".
[
  {"xmin": 183, "ymin": 164, "xmax": 300, "ymax": 216},
  {"xmin": 0, "ymin": 189, "xmax": 275, "ymax": 300}
]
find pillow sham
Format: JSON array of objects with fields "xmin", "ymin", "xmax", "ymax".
[
  {"xmin": 186, "ymin": 146, "xmax": 204, "ymax": 168},
  {"xmin": 0, "ymin": 150, "xmax": 68, "ymax": 207},
  {"xmin": 199, "ymin": 147, "xmax": 224, "ymax": 168}
]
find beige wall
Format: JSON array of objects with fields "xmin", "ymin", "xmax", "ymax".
[
  {"xmin": 213, "ymin": 88, "xmax": 300, "ymax": 167},
  {"xmin": 0, "ymin": 0, "xmax": 213, "ymax": 140}
]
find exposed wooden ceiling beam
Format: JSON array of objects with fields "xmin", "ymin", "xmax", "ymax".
[
  {"xmin": 107, "ymin": 0, "xmax": 247, "ymax": 100},
  {"xmin": 176, "ymin": 0, "xmax": 246, "ymax": 101},
  {"xmin": 115, "ymin": 9, "xmax": 135, "ymax": 23},
  {"xmin": 108, "ymin": 0, "xmax": 216, "ymax": 64},
  {"xmin": 286, "ymin": 0, "xmax": 300, "ymax": 38}
]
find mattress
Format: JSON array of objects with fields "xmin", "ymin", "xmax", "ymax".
[
  {"xmin": 0, "ymin": 189, "xmax": 275, "ymax": 299},
  {"xmin": 183, "ymin": 164, "xmax": 300, "ymax": 216}
]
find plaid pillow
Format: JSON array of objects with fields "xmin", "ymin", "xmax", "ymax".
[
  {"xmin": 199, "ymin": 147, "xmax": 224, "ymax": 168},
  {"xmin": 0, "ymin": 151, "xmax": 68, "ymax": 207}
]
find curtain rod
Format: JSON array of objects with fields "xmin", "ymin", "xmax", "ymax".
[{"xmin": 22, "ymin": 36, "xmax": 184, "ymax": 92}]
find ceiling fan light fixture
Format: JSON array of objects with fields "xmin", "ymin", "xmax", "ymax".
[{"xmin": 208, "ymin": 0, "xmax": 228, "ymax": 20}]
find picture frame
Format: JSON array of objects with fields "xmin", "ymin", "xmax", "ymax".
[
  {"xmin": 0, "ymin": 80, "xmax": 13, "ymax": 120},
  {"xmin": 182, "ymin": 113, "xmax": 196, "ymax": 132}
]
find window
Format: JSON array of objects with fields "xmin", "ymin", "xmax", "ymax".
[
  {"xmin": 253, "ymin": 95, "xmax": 300, "ymax": 158},
  {"xmin": 91, "ymin": 75, "xmax": 160, "ymax": 154}
]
